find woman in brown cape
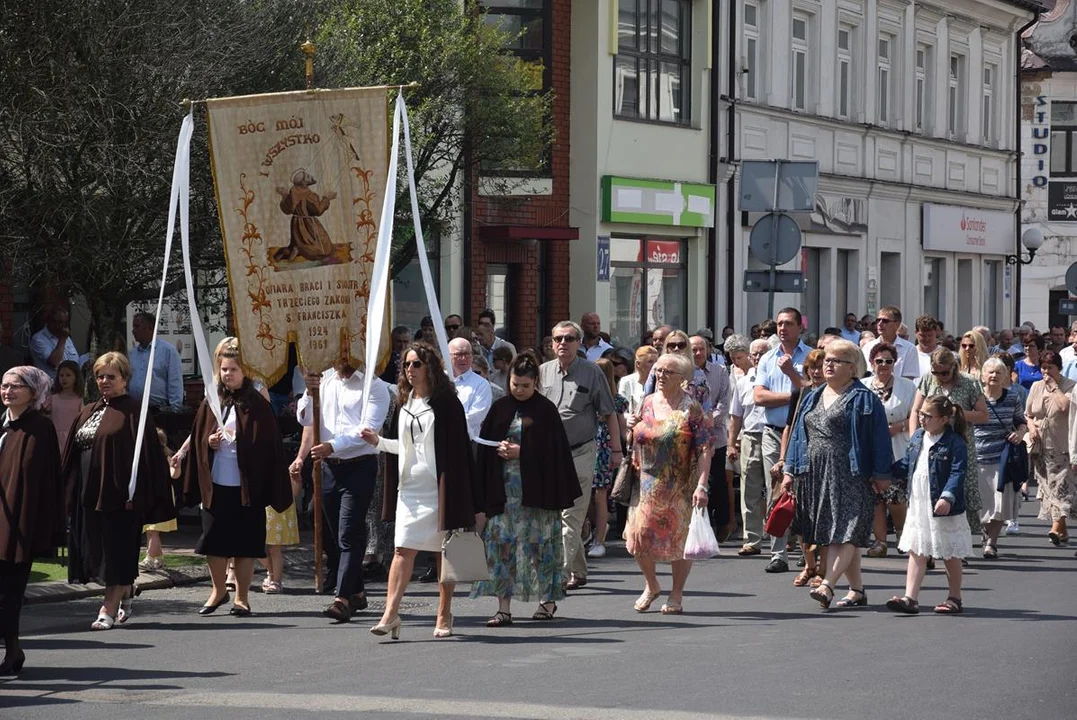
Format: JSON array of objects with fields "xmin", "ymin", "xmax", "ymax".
[
  {"xmin": 183, "ymin": 337, "xmax": 292, "ymax": 617},
  {"xmin": 1, "ymin": 366, "xmax": 63, "ymax": 674},
  {"xmin": 62, "ymin": 352, "xmax": 175, "ymax": 631}
]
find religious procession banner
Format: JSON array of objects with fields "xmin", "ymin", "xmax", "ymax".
[{"xmin": 205, "ymin": 87, "xmax": 389, "ymax": 382}]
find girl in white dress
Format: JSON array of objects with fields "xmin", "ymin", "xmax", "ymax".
[{"xmin": 888, "ymin": 396, "xmax": 973, "ymax": 615}]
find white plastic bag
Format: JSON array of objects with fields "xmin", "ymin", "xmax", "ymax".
[{"xmin": 683, "ymin": 508, "xmax": 721, "ymax": 560}]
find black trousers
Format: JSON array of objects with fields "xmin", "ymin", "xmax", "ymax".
[
  {"xmin": 321, "ymin": 456, "xmax": 378, "ymax": 599},
  {"xmin": 707, "ymin": 446, "xmax": 731, "ymax": 532},
  {"xmin": 0, "ymin": 561, "xmax": 32, "ymax": 638}
]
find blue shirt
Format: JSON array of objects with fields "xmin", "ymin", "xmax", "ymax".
[
  {"xmin": 1014, "ymin": 360, "xmax": 1042, "ymax": 390},
  {"xmin": 129, "ymin": 339, "xmax": 184, "ymax": 409},
  {"xmin": 753, "ymin": 341, "xmax": 811, "ymax": 428},
  {"xmin": 840, "ymin": 327, "xmax": 861, "ymax": 344},
  {"xmin": 1063, "ymin": 359, "xmax": 1077, "ymax": 383},
  {"xmin": 29, "ymin": 328, "xmax": 80, "ymax": 380}
]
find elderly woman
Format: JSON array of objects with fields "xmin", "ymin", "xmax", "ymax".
[
  {"xmin": 862, "ymin": 342, "xmax": 917, "ymax": 558},
  {"xmin": 624, "ymin": 353, "xmax": 713, "ymax": 615},
  {"xmin": 183, "ymin": 338, "xmax": 292, "ymax": 617},
  {"xmin": 361, "ymin": 342, "xmax": 479, "ymax": 640},
  {"xmin": 1027, "ymin": 351, "xmax": 1076, "ymax": 545},
  {"xmin": 782, "ymin": 340, "xmax": 893, "ymax": 609},
  {"xmin": 618, "ymin": 345, "xmax": 658, "ymax": 415},
  {"xmin": 63, "ymin": 352, "xmax": 174, "ymax": 630},
  {"xmin": 724, "ymin": 334, "xmax": 752, "ymax": 380},
  {"xmin": 1015, "ymin": 336, "xmax": 1045, "ymax": 390},
  {"xmin": 958, "ymin": 331, "xmax": 988, "ymax": 379},
  {"xmin": 472, "ymin": 352, "xmax": 580, "ymax": 626},
  {"xmin": 642, "ymin": 330, "xmax": 711, "ymax": 410},
  {"xmin": 909, "ymin": 347, "xmax": 988, "ymax": 537},
  {"xmin": 974, "ymin": 357, "xmax": 1028, "ymax": 559},
  {"xmin": 0, "ymin": 367, "xmax": 62, "ymax": 675}
]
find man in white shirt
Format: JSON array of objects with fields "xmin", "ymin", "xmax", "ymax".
[
  {"xmin": 29, "ymin": 305, "xmax": 80, "ymax": 380},
  {"xmin": 447, "ymin": 337, "xmax": 493, "ymax": 440},
  {"xmin": 1059, "ymin": 321, "xmax": 1077, "ymax": 366},
  {"xmin": 913, "ymin": 314, "xmax": 941, "ymax": 378},
  {"xmin": 840, "ymin": 313, "xmax": 862, "ymax": 344},
  {"xmin": 861, "ymin": 306, "xmax": 919, "ymax": 380},
  {"xmin": 729, "ymin": 339, "xmax": 770, "ymax": 555},
  {"xmin": 128, "ymin": 312, "xmax": 185, "ymax": 411},
  {"xmin": 580, "ymin": 312, "xmax": 613, "ymax": 361},
  {"xmin": 294, "ymin": 358, "xmax": 391, "ymax": 621}
]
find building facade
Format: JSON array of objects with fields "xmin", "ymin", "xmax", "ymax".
[{"xmin": 1019, "ymin": 0, "xmax": 1077, "ymax": 331}]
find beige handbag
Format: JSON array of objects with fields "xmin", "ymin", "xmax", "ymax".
[{"xmin": 440, "ymin": 530, "xmax": 490, "ymax": 583}]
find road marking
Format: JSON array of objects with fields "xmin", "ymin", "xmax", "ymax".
[{"xmin": 0, "ymin": 688, "xmax": 818, "ymax": 720}]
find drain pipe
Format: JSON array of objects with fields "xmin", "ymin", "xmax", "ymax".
[
  {"xmin": 1014, "ymin": 9, "xmax": 1040, "ymax": 326},
  {"xmin": 724, "ymin": 0, "xmax": 738, "ymax": 329}
]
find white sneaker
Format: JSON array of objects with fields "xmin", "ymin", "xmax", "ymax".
[
  {"xmin": 1005, "ymin": 521, "xmax": 1021, "ymax": 535},
  {"xmin": 586, "ymin": 543, "xmax": 607, "ymax": 558}
]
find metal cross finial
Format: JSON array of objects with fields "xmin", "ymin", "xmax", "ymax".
[{"xmin": 301, "ymin": 40, "xmax": 316, "ymax": 90}]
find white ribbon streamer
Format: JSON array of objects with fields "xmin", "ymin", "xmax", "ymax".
[{"xmin": 129, "ymin": 112, "xmax": 222, "ymax": 502}]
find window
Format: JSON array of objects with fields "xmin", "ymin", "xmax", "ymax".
[
  {"xmin": 983, "ymin": 260, "xmax": 1000, "ymax": 331},
  {"xmin": 923, "ymin": 257, "xmax": 944, "ymax": 321},
  {"xmin": 615, "ymin": 0, "xmax": 692, "ymax": 124},
  {"xmin": 608, "ymin": 237, "xmax": 688, "ymax": 347},
  {"xmin": 791, "ymin": 13, "xmax": 810, "ymax": 111},
  {"xmin": 1051, "ymin": 102, "xmax": 1077, "ymax": 177},
  {"xmin": 837, "ymin": 26, "xmax": 852, "ymax": 119},
  {"xmin": 744, "ymin": 2, "xmax": 760, "ymax": 100},
  {"xmin": 914, "ymin": 45, "xmax": 931, "ymax": 132},
  {"xmin": 948, "ymin": 54, "xmax": 965, "ymax": 139},
  {"xmin": 982, "ymin": 65, "xmax": 995, "ymax": 145},
  {"xmin": 878, "ymin": 35, "xmax": 893, "ymax": 125}
]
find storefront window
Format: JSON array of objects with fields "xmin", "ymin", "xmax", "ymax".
[
  {"xmin": 923, "ymin": 257, "xmax": 944, "ymax": 321},
  {"xmin": 608, "ymin": 236, "xmax": 687, "ymax": 347},
  {"xmin": 983, "ymin": 260, "xmax": 1000, "ymax": 331}
]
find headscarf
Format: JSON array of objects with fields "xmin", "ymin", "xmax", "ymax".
[{"xmin": 2, "ymin": 365, "xmax": 52, "ymax": 410}]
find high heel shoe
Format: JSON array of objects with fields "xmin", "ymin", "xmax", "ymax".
[
  {"xmin": 198, "ymin": 592, "xmax": 231, "ymax": 615},
  {"xmin": 370, "ymin": 616, "xmax": 402, "ymax": 640},
  {"xmin": 0, "ymin": 650, "xmax": 25, "ymax": 676},
  {"xmin": 433, "ymin": 613, "xmax": 454, "ymax": 639}
]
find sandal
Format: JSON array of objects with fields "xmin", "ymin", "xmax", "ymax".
[
  {"xmin": 866, "ymin": 541, "xmax": 888, "ymax": 558},
  {"xmin": 809, "ymin": 573, "xmax": 824, "ymax": 588},
  {"xmin": 934, "ymin": 597, "xmax": 963, "ymax": 614},
  {"xmin": 532, "ymin": 602, "xmax": 557, "ymax": 620},
  {"xmin": 633, "ymin": 589, "xmax": 661, "ymax": 613},
  {"xmin": 263, "ymin": 580, "xmax": 283, "ymax": 594},
  {"xmin": 835, "ymin": 588, "xmax": 868, "ymax": 608},
  {"xmin": 885, "ymin": 595, "xmax": 920, "ymax": 614},
  {"xmin": 323, "ymin": 599, "xmax": 351, "ymax": 622},
  {"xmin": 91, "ymin": 612, "xmax": 116, "ymax": 631},
  {"xmin": 793, "ymin": 567, "xmax": 817, "ymax": 587},
  {"xmin": 982, "ymin": 544, "xmax": 998, "ymax": 560},
  {"xmin": 118, "ymin": 598, "xmax": 134, "ymax": 624},
  {"xmin": 809, "ymin": 580, "xmax": 834, "ymax": 609},
  {"xmin": 737, "ymin": 545, "xmax": 761, "ymax": 556},
  {"xmin": 487, "ymin": 611, "xmax": 513, "ymax": 627},
  {"xmin": 659, "ymin": 602, "xmax": 683, "ymax": 615}
]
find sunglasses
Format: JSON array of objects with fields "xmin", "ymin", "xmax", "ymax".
[
  {"xmin": 873, "ymin": 358, "xmax": 895, "ymax": 365},
  {"xmin": 552, "ymin": 335, "xmax": 578, "ymax": 343},
  {"xmin": 665, "ymin": 341, "xmax": 687, "ymax": 350},
  {"xmin": 403, "ymin": 360, "xmax": 425, "ymax": 370},
  {"xmin": 875, "ymin": 318, "xmax": 895, "ymax": 325},
  {"xmin": 445, "ymin": 324, "xmax": 460, "ymax": 332},
  {"xmin": 960, "ymin": 344, "xmax": 975, "ymax": 350},
  {"xmin": 930, "ymin": 367, "xmax": 953, "ymax": 376}
]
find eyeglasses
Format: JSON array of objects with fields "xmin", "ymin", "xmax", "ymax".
[
  {"xmin": 552, "ymin": 335, "xmax": 578, "ymax": 344},
  {"xmin": 917, "ymin": 412, "xmax": 936, "ymax": 422},
  {"xmin": 823, "ymin": 358, "xmax": 853, "ymax": 366},
  {"xmin": 930, "ymin": 367, "xmax": 953, "ymax": 376},
  {"xmin": 445, "ymin": 324, "xmax": 460, "ymax": 332},
  {"xmin": 875, "ymin": 318, "xmax": 895, "ymax": 325},
  {"xmin": 654, "ymin": 368, "xmax": 683, "ymax": 377},
  {"xmin": 873, "ymin": 358, "xmax": 895, "ymax": 365},
  {"xmin": 403, "ymin": 360, "xmax": 425, "ymax": 370},
  {"xmin": 449, "ymin": 351, "xmax": 471, "ymax": 358},
  {"xmin": 960, "ymin": 344, "xmax": 975, "ymax": 350},
  {"xmin": 0, "ymin": 383, "xmax": 27, "ymax": 391},
  {"xmin": 665, "ymin": 341, "xmax": 687, "ymax": 351}
]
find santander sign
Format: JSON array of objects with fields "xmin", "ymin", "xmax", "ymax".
[{"xmin": 923, "ymin": 203, "xmax": 1011, "ymax": 255}]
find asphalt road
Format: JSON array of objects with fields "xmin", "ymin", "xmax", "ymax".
[{"xmin": 2, "ymin": 503, "xmax": 1076, "ymax": 720}]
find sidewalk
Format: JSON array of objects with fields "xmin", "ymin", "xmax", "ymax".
[{"xmin": 25, "ymin": 524, "xmax": 316, "ymax": 606}]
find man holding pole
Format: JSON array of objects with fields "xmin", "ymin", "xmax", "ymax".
[{"xmin": 293, "ymin": 356, "xmax": 391, "ymax": 621}]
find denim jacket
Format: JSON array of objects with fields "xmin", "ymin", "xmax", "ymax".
[
  {"xmin": 785, "ymin": 383, "xmax": 894, "ymax": 480},
  {"xmin": 891, "ymin": 427, "xmax": 967, "ymax": 516}
]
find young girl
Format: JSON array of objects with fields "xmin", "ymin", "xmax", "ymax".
[
  {"xmin": 587, "ymin": 358, "xmax": 628, "ymax": 559},
  {"xmin": 139, "ymin": 429, "xmax": 180, "ymax": 572},
  {"xmin": 887, "ymin": 395, "xmax": 973, "ymax": 615},
  {"xmin": 50, "ymin": 360, "xmax": 85, "ymax": 449}
]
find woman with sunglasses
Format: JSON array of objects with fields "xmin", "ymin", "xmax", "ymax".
[
  {"xmin": 958, "ymin": 331, "xmax": 988, "ymax": 379},
  {"xmin": 862, "ymin": 342, "xmax": 916, "ymax": 558},
  {"xmin": 1026, "ymin": 350, "xmax": 1076, "ymax": 546},
  {"xmin": 909, "ymin": 348, "xmax": 988, "ymax": 539},
  {"xmin": 641, "ymin": 330, "xmax": 711, "ymax": 410},
  {"xmin": 361, "ymin": 342, "xmax": 479, "ymax": 640}
]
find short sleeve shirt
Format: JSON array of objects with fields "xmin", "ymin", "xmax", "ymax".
[
  {"xmin": 539, "ymin": 357, "xmax": 616, "ymax": 447},
  {"xmin": 753, "ymin": 341, "xmax": 811, "ymax": 428}
]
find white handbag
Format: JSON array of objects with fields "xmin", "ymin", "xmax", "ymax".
[{"xmin": 440, "ymin": 530, "xmax": 490, "ymax": 583}]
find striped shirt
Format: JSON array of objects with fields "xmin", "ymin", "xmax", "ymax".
[{"xmin": 974, "ymin": 389, "xmax": 1026, "ymax": 464}]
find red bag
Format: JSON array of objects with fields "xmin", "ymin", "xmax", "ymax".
[{"xmin": 764, "ymin": 493, "xmax": 796, "ymax": 537}]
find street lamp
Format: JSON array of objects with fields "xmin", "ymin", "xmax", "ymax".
[{"xmin": 1007, "ymin": 227, "xmax": 1045, "ymax": 265}]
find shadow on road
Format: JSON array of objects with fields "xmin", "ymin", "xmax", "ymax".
[
  {"xmin": 20, "ymin": 638, "xmax": 154, "ymax": 651},
  {"xmin": 0, "ymin": 666, "xmax": 236, "ymax": 711}
]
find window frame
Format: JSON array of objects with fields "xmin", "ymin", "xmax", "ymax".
[
  {"xmin": 614, "ymin": 0, "xmax": 694, "ymax": 126},
  {"xmin": 914, "ymin": 44, "xmax": 928, "ymax": 132},
  {"xmin": 836, "ymin": 24, "xmax": 853, "ymax": 120},
  {"xmin": 791, "ymin": 11, "xmax": 811, "ymax": 112},
  {"xmin": 982, "ymin": 64, "xmax": 995, "ymax": 146},
  {"xmin": 878, "ymin": 34, "xmax": 893, "ymax": 126},
  {"xmin": 948, "ymin": 53, "xmax": 966, "ymax": 141},
  {"xmin": 608, "ymin": 236, "xmax": 689, "ymax": 347},
  {"xmin": 743, "ymin": 1, "xmax": 761, "ymax": 101},
  {"xmin": 1051, "ymin": 102, "xmax": 1077, "ymax": 177}
]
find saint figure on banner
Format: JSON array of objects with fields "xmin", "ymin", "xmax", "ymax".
[{"xmin": 272, "ymin": 168, "xmax": 338, "ymax": 263}]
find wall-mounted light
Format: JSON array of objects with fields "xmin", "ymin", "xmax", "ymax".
[{"xmin": 1007, "ymin": 226, "xmax": 1045, "ymax": 265}]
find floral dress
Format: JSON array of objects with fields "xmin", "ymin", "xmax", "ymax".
[
  {"xmin": 471, "ymin": 414, "xmax": 565, "ymax": 603},
  {"xmin": 624, "ymin": 393, "xmax": 713, "ymax": 562},
  {"xmin": 265, "ymin": 504, "xmax": 299, "ymax": 546},
  {"xmin": 917, "ymin": 372, "xmax": 984, "ymax": 535},
  {"xmin": 1027, "ymin": 377, "xmax": 1077, "ymax": 522},
  {"xmin": 594, "ymin": 394, "xmax": 628, "ymax": 489}
]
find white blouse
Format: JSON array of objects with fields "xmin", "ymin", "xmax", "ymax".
[{"xmin": 862, "ymin": 375, "xmax": 917, "ymax": 461}]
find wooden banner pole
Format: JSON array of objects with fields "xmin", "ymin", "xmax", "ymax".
[{"xmin": 312, "ymin": 388, "xmax": 324, "ymax": 593}]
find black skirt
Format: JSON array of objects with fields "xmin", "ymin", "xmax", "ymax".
[
  {"xmin": 68, "ymin": 452, "xmax": 141, "ymax": 586},
  {"xmin": 196, "ymin": 484, "xmax": 267, "ymax": 558}
]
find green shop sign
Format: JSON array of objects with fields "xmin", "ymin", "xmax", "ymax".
[{"xmin": 601, "ymin": 176, "xmax": 716, "ymax": 228}]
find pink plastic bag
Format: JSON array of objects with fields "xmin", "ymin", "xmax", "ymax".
[{"xmin": 683, "ymin": 508, "xmax": 721, "ymax": 560}]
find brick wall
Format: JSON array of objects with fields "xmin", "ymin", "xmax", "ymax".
[{"xmin": 469, "ymin": 0, "xmax": 572, "ymax": 349}]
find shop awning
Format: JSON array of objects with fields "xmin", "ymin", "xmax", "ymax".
[{"xmin": 479, "ymin": 225, "xmax": 579, "ymax": 241}]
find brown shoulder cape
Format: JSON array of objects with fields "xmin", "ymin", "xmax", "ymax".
[
  {"xmin": 182, "ymin": 382, "xmax": 292, "ymax": 513},
  {"xmin": 0, "ymin": 409, "xmax": 64, "ymax": 562},
  {"xmin": 60, "ymin": 394, "xmax": 175, "ymax": 526},
  {"xmin": 476, "ymin": 393, "xmax": 581, "ymax": 516},
  {"xmin": 381, "ymin": 388, "xmax": 479, "ymax": 531}
]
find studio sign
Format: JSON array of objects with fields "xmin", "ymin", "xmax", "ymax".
[{"xmin": 1032, "ymin": 96, "xmax": 1048, "ymax": 188}]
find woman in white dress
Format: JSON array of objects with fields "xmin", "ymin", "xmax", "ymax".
[
  {"xmin": 361, "ymin": 342, "xmax": 478, "ymax": 640},
  {"xmin": 862, "ymin": 342, "xmax": 917, "ymax": 557}
]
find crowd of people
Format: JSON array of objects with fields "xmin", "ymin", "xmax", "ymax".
[{"xmin": 2, "ymin": 303, "xmax": 1077, "ymax": 671}]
